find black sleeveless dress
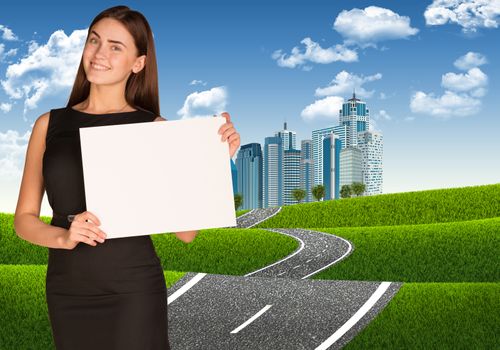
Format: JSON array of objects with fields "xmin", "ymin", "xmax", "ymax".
[{"xmin": 42, "ymin": 106, "xmax": 171, "ymax": 350}]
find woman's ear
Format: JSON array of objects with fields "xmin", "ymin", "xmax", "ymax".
[{"xmin": 132, "ymin": 55, "xmax": 146, "ymax": 74}]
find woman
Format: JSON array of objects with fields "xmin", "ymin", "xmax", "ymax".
[{"xmin": 13, "ymin": 5, "xmax": 240, "ymax": 349}]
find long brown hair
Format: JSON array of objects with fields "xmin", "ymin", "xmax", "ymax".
[{"xmin": 66, "ymin": 5, "xmax": 159, "ymax": 116}]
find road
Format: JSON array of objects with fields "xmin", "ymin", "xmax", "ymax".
[{"xmin": 166, "ymin": 208, "xmax": 402, "ymax": 349}]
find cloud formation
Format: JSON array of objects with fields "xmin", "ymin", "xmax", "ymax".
[
  {"xmin": 0, "ymin": 24, "xmax": 18, "ymax": 41},
  {"xmin": 300, "ymin": 96, "xmax": 344, "ymax": 122},
  {"xmin": 0, "ymin": 129, "xmax": 30, "ymax": 179},
  {"xmin": 177, "ymin": 86, "xmax": 228, "ymax": 119},
  {"xmin": 272, "ymin": 37, "xmax": 358, "ymax": 69},
  {"xmin": 315, "ymin": 70, "xmax": 382, "ymax": 98},
  {"xmin": 0, "ymin": 102, "xmax": 13, "ymax": 113},
  {"xmin": 189, "ymin": 79, "xmax": 207, "ymax": 86},
  {"xmin": 410, "ymin": 52, "xmax": 488, "ymax": 118},
  {"xmin": 333, "ymin": 6, "xmax": 419, "ymax": 47},
  {"xmin": 441, "ymin": 67, "xmax": 487, "ymax": 97},
  {"xmin": 453, "ymin": 51, "xmax": 487, "ymax": 70},
  {"xmin": 424, "ymin": 0, "xmax": 500, "ymax": 33},
  {"xmin": 410, "ymin": 91, "xmax": 481, "ymax": 117},
  {"xmin": 1, "ymin": 28, "xmax": 87, "ymax": 116}
]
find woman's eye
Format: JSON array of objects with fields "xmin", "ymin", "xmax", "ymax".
[
  {"xmin": 112, "ymin": 46, "xmax": 121, "ymax": 51},
  {"xmin": 89, "ymin": 38, "xmax": 97, "ymax": 44}
]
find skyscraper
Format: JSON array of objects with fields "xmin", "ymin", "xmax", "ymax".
[
  {"xmin": 339, "ymin": 92, "xmax": 370, "ymax": 148},
  {"xmin": 358, "ymin": 131, "xmax": 383, "ymax": 195},
  {"xmin": 323, "ymin": 133, "xmax": 342, "ymax": 200},
  {"xmin": 263, "ymin": 136, "xmax": 283, "ymax": 207},
  {"xmin": 339, "ymin": 147, "xmax": 363, "ymax": 190},
  {"xmin": 236, "ymin": 143, "xmax": 263, "ymax": 209},
  {"xmin": 230, "ymin": 159, "xmax": 238, "ymax": 195},
  {"xmin": 283, "ymin": 149, "xmax": 301, "ymax": 205},
  {"xmin": 312, "ymin": 125, "xmax": 346, "ymax": 187},
  {"xmin": 300, "ymin": 140, "xmax": 314, "ymax": 202},
  {"xmin": 275, "ymin": 122, "xmax": 297, "ymax": 151}
]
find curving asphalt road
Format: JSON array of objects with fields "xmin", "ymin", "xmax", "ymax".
[{"xmin": 166, "ymin": 207, "xmax": 402, "ymax": 349}]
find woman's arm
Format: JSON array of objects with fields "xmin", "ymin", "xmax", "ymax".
[{"xmin": 14, "ymin": 112, "xmax": 70, "ymax": 249}]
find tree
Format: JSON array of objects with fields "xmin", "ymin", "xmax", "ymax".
[
  {"xmin": 312, "ymin": 185, "xmax": 325, "ymax": 201},
  {"xmin": 234, "ymin": 193, "xmax": 243, "ymax": 210},
  {"xmin": 292, "ymin": 188, "xmax": 306, "ymax": 203},
  {"xmin": 340, "ymin": 185, "xmax": 352, "ymax": 198},
  {"xmin": 351, "ymin": 182, "xmax": 366, "ymax": 197}
]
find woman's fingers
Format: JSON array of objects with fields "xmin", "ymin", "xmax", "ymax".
[
  {"xmin": 76, "ymin": 211, "xmax": 101, "ymax": 226},
  {"xmin": 70, "ymin": 211, "xmax": 107, "ymax": 246}
]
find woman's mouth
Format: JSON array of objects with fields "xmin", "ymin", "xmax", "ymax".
[{"xmin": 91, "ymin": 62, "xmax": 111, "ymax": 71}]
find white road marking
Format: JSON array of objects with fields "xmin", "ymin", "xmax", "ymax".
[
  {"xmin": 246, "ymin": 207, "xmax": 282, "ymax": 228},
  {"xmin": 244, "ymin": 229, "xmax": 305, "ymax": 277},
  {"xmin": 230, "ymin": 305, "xmax": 273, "ymax": 334},
  {"xmin": 302, "ymin": 231, "xmax": 353, "ymax": 279},
  {"xmin": 167, "ymin": 273, "xmax": 207, "ymax": 305},
  {"xmin": 315, "ymin": 282, "xmax": 392, "ymax": 350}
]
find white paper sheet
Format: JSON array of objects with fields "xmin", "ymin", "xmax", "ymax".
[{"xmin": 79, "ymin": 116, "xmax": 237, "ymax": 239}]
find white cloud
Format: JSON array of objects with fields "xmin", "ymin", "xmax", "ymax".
[
  {"xmin": 375, "ymin": 109, "xmax": 392, "ymax": 121},
  {"xmin": 272, "ymin": 37, "xmax": 358, "ymax": 69},
  {"xmin": 0, "ymin": 24, "xmax": 18, "ymax": 41},
  {"xmin": 0, "ymin": 28, "xmax": 87, "ymax": 115},
  {"xmin": 410, "ymin": 90, "xmax": 481, "ymax": 118},
  {"xmin": 333, "ymin": 6, "xmax": 419, "ymax": 47},
  {"xmin": 0, "ymin": 102, "xmax": 12, "ymax": 113},
  {"xmin": 189, "ymin": 79, "xmax": 207, "ymax": 86},
  {"xmin": 0, "ymin": 129, "xmax": 30, "ymax": 179},
  {"xmin": 441, "ymin": 67, "xmax": 487, "ymax": 96},
  {"xmin": 424, "ymin": 0, "xmax": 500, "ymax": 33},
  {"xmin": 410, "ymin": 52, "xmax": 488, "ymax": 118},
  {"xmin": 300, "ymin": 96, "xmax": 344, "ymax": 122},
  {"xmin": 177, "ymin": 86, "xmax": 228, "ymax": 119},
  {"xmin": 315, "ymin": 70, "xmax": 382, "ymax": 98},
  {"xmin": 454, "ymin": 51, "xmax": 487, "ymax": 70},
  {"xmin": 0, "ymin": 44, "xmax": 19, "ymax": 62}
]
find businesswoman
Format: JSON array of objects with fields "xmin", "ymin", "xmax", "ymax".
[{"xmin": 13, "ymin": 5, "xmax": 240, "ymax": 349}]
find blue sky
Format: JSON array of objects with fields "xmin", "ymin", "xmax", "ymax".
[{"xmin": 1, "ymin": 0, "xmax": 499, "ymax": 216}]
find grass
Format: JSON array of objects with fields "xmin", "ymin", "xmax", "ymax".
[
  {"xmin": 255, "ymin": 183, "xmax": 500, "ymax": 228},
  {"xmin": 344, "ymin": 283, "xmax": 500, "ymax": 350},
  {"xmin": 1, "ymin": 184, "xmax": 498, "ymax": 349},
  {"xmin": 309, "ymin": 217, "xmax": 500, "ymax": 283}
]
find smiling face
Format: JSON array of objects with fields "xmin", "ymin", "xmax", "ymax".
[{"xmin": 82, "ymin": 17, "xmax": 146, "ymax": 85}]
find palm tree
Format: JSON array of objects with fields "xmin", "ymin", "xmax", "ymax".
[
  {"xmin": 351, "ymin": 182, "xmax": 366, "ymax": 197},
  {"xmin": 340, "ymin": 185, "xmax": 352, "ymax": 198},
  {"xmin": 312, "ymin": 185, "xmax": 325, "ymax": 201},
  {"xmin": 292, "ymin": 188, "xmax": 306, "ymax": 203},
  {"xmin": 234, "ymin": 193, "xmax": 243, "ymax": 210}
]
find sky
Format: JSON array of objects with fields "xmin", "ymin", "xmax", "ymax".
[{"xmin": 1, "ymin": 0, "xmax": 499, "ymax": 216}]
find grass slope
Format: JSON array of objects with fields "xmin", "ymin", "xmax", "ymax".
[{"xmin": 256, "ymin": 184, "xmax": 500, "ymax": 228}]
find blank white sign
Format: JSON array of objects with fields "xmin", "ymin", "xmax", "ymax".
[{"xmin": 79, "ymin": 116, "xmax": 237, "ymax": 239}]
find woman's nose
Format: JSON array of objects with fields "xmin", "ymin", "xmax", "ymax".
[{"xmin": 94, "ymin": 44, "xmax": 109, "ymax": 58}]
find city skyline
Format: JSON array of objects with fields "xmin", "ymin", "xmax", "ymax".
[
  {"xmin": 236, "ymin": 91, "xmax": 382, "ymax": 209},
  {"xmin": 1, "ymin": 0, "xmax": 499, "ymax": 216}
]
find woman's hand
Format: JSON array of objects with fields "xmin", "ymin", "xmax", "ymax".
[
  {"xmin": 63, "ymin": 211, "xmax": 107, "ymax": 250},
  {"xmin": 218, "ymin": 112, "xmax": 240, "ymax": 159}
]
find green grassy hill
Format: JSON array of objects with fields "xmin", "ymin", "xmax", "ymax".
[
  {"xmin": 255, "ymin": 183, "xmax": 500, "ymax": 228},
  {"xmin": 1, "ymin": 184, "xmax": 498, "ymax": 349}
]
